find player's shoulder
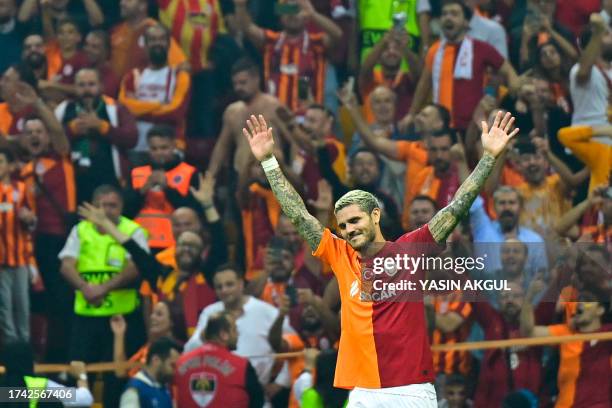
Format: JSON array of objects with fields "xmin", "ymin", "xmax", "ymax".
[{"xmin": 226, "ymin": 100, "xmax": 247, "ymax": 113}]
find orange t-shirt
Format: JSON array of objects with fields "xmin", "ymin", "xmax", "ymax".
[{"xmin": 313, "ymin": 225, "xmax": 443, "ymax": 389}]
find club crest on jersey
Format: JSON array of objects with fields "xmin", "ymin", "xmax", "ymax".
[
  {"xmin": 173, "ymin": 174, "xmax": 183, "ymax": 184},
  {"xmin": 190, "ymin": 372, "xmax": 217, "ymax": 407}
]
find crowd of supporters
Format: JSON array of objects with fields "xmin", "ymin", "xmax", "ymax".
[{"xmin": 0, "ymin": 0, "xmax": 610, "ymax": 407}]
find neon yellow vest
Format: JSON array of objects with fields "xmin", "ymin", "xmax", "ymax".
[
  {"xmin": 24, "ymin": 376, "xmax": 48, "ymax": 408},
  {"xmin": 358, "ymin": 0, "xmax": 420, "ymax": 61},
  {"xmin": 74, "ymin": 218, "xmax": 141, "ymax": 316}
]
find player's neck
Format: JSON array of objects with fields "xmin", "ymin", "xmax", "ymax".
[{"xmin": 357, "ymin": 233, "xmax": 386, "ymax": 258}]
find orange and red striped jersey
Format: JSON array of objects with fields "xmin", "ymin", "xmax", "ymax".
[
  {"xmin": 263, "ymin": 30, "xmax": 327, "ymax": 111},
  {"xmin": 158, "ymin": 0, "xmax": 226, "ymax": 73},
  {"xmin": 548, "ymin": 323, "xmax": 612, "ymax": 408},
  {"xmin": 313, "ymin": 225, "xmax": 443, "ymax": 389},
  {"xmin": 0, "ymin": 180, "xmax": 35, "ymax": 267},
  {"xmin": 431, "ymin": 294, "xmax": 473, "ymax": 376}
]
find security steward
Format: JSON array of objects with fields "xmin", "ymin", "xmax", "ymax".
[
  {"xmin": 174, "ymin": 312, "xmax": 264, "ymax": 408},
  {"xmin": 127, "ymin": 125, "xmax": 200, "ymax": 252},
  {"xmin": 59, "ymin": 184, "xmax": 148, "ymax": 406}
]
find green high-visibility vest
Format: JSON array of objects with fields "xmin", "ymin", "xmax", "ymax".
[
  {"xmin": 359, "ymin": 0, "xmax": 421, "ymax": 60},
  {"xmin": 74, "ymin": 217, "xmax": 141, "ymax": 317},
  {"xmin": 24, "ymin": 375, "xmax": 48, "ymax": 408}
]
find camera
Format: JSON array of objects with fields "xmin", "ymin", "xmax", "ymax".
[{"xmin": 392, "ymin": 12, "xmax": 407, "ymax": 30}]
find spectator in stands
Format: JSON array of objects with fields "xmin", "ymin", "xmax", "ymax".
[
  {"xmin": 464, "ymin": 0, "xmax": 508, "ymax": 58},
  {"xmin": 110, "ymin": 0, "xmax": 185, "ymax": 78},
  {"xmin": 274, "ymin": 213, "xmax": 324, "ymax": 279},
  {"xmin": 119, "ymin": 336, "xmax": 180, "ymax": 408},
  {"xmin": 84, "ymin": 30, "xmax": 120, "ymax": 98},
  {"xmin": 358, "ymin": 30, "xmax": 421, "ymax": 123},
  {"xmin": 17, "ymin": 85, "xmax": 75, "ymax": 361},
  {"xmin": 405, "ymin": 0, "xmax": 519, "ymax": 132},
  {"xmin": 556, "ymin": 0, "xmax": 601, "ymax": 37},
  {"xmin": 20, "ymin": 34, "xmax": 54, "ymax": 84},
  {"xmin": 0, "ymin": 63, "xmax": 39, "ymax": 137},
  {"xmin": 58, "ymin": 184, "xmax": 147, "ymax": 405},
  {"xmin": 158, "ymin": 0, "xmax": 226, "ymax": 140},
  {"xmin": 555, "ymin": 185, "xmax": 611, "ymax": 243},
  {"xmin": 471, "ymin": 281, "xmax": 549, "ymax": 407},
  {"xmin": 469, "ymin": 185, "xmax": 548, "ymax": 275},
  {"xmin": 521, "ymin": 284, "xmax": 612, "ymax": 408},
  {"xmin": 532, "ymin": 42, "xmax": 572, "ymax": 115},
  {"xmin": 207, "ymin": 58, "xmax": 288, "ymax": 181},
  {"xmin": 0, "ymin": 0, "xmax": 26, "ymax": 75},
  {"xmin": 0, "ymin": 341, "xmax": 93, "ymax": 407},
  {"xmin": 233, "ymin": 0, "xmax": 342, "ymax": 111},
  {"xmin": 55, "ymin": 67, "xmax": 137, "ymax": 203},
  {"xmin": 175, "ymin": 311, "xmax": 264, "ymax": 408},
  {"xmin": 185, "ymin": 264, "xmax": 297, "ymax": 389},
  {"xmin": 0, "ymin": 147, "xmax": 36, "ymax": 344},
  {"xmin": 511, "ymin": 0, "xmax": 576, "ymax": 72},
  {"xmin": 110, "ymin": 300, "xmax": 185, "ymax": 379},
  {"xmin": 407, "ymin": 195, "xmax": 437, "ymax": 232},
  {"xmin": 119, "ymin": 23, "xmax": 191, "ymax": 159},
  {"xmin": 126, "ymin": 125, "xmax": 199, "ymax": 252},
  {"xmin": 17, "ymin": 0, "xmax": 103, "ymax": 35},
  {"xmin": 438, "ymin": 373, "xmax": 472, "ymax": 408}
]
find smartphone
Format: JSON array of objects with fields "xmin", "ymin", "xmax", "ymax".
[
  {"xmin": 392, "ymin": 12, "xmax": 407, "ymax": 30},
  {"xmin": 285, "ymin": 284, "xmax": 298, "ymax": 307},
  {"xmin": 275, "ymin": 3, "xmax": 300, "ymax": 15},
  {"xmin": 298, "ymin": 77, "xmax": 310, "ymax": 100}
]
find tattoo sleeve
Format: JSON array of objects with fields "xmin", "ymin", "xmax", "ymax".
[
  {"xmin": 264, "ymin": 165, "xmax": 324, "ymax": 251},
  {"xmin": 428, "ymin": 152, "xmax": 497, "ymax": 243}
]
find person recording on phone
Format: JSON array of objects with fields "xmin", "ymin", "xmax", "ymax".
[{"xmin": 554, "ymin": 184, "xmax": 612, "ymax": 243}]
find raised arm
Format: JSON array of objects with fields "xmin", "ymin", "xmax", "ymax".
[
  {"xmin": 576, "ymin": 13, "xmax": 606, "ymax": 85},
  {"xmin": 298, "ymin": 0, "xmax": 343, "ymax": 48},
  {"xmin": 233, "ymin": 0, "xmax": 265, "ymax": 49},
  {"xmin": 428, "ymin": 112, "xmax": 519, "ymax": 243},
  {"xmin": 243, "ymin": 114, "xmax": 324, "ymax": 251}
]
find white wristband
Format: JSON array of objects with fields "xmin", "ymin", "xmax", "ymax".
[{"xmin": 261, "ymin": 156, "xmax": 280, "ymax": 172}]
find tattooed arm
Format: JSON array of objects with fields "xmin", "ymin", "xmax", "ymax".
[
  {"xmin": 429, "ymin": 112, "xmax": 519, "ymax": 243},
  {"xmin": 243, "ymin": 114, "xmax": 324, "ymax": 251}
]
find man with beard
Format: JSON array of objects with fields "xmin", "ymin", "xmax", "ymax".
[
  {"xmin": 110, "ymin": 0, "xmax": 185, "ymax": 78},
  {"xmin": 20, "ymin": 34, "xmax": 52, "ymax": 82},
  {"xmin": 175, "ymin": 312, "xmax": 264, "ymax": 408},
  {"xmin": 404, "ymin": 0, "xmax": 518, "ymax": 132},
  {"xmin": 0, "ymin": 0, "xmax": 26, "ymax": 74},
  {"xmin": 119, "ymin": 336, "xmax": 180, "ymax": 408},
  {"xmin": 407, "ymin": 195, "xmax": 437, "ymax": 232},
  {"xmin": 359, "ymin": 29, "xmax": 421, "ymax": 124},
  {"xmin": 55, "ymin": 68, "xmax": 138, "ymax": 203},
  {"xmin": 17, "ymin": 85, "xmax": 76, "ymax": 362},
  {"xmin": 469, "ymin": 281, "xmax": 551, "ymax": 408},
  {"xmin": 242, "ymin": 110, "xmax": 519, "ymax": 406},
  {"xmin": 126, "ymin": 125, "xmax": 199, "ymax": 252},
  {"xmin": 338, "ymin": 84, "xmax": 451, "ymax": 231},
  {"xmin": 233, "ymin": 0, "xmax": 342, "ymax": 111},
  {"xmin": 83, "ymin": 30, "xmax": 120, "ymax": 98},
  {"xmin": 207, "ymin": 57, "xmax": 288, "ymax": 182},
  {"xmin": 521, "ymin": 287, "xmax": 612, "ymax": 408},
  {"xmin": 119, "ymin": 23, "xmax": 191, "ymax": 159},
  {"xmin": 469, "ymin": 185, "xmax": 548, "ymax": 277}
]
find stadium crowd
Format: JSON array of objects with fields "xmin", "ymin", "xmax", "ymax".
[{"xmin": 0, "ymin": 0, "xmax": 610, "ymax": 407}]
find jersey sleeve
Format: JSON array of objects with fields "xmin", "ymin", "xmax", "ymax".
[
  {"xmin": 548, "ymin": 324, "xmax": 572, "ymax": 337},
  {"xmin": 313, "ymin": 228, "xmax": 347, "ymax": 266}
]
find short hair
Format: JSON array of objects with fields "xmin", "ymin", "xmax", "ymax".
[
  {"xmin": 144, "ymin": 23, "xmax": 170, "ymax": 43},
  {"xmin": 411, "ymin": 195, "xmax": 438, "ymax": 211},
  {"xmin": 146, "ymin": 336, "xmax": 181, "ymax": 364},
  {"xmin": 349, "ymin": 147, "xmax": 383, "ymax": 169},
  {"xmin": 445, "ymin": 373, "xmax": 467, "ymax": 388},
  {"xmin": 6, "ymin": 63, "xmax": 38, "ymax": 90},
  {"xmin": 92, "ymin": 184, "xmax": 123, "ymax": 202},
  {"xmin": 441, "ymin": 0, "xmax": 473, "ymax": 21},
  {"xmin": 307, "ymin": 103, "xmax": 334, "ymax": 118},
  {"xmin": 493, "ymin": 185, "xmax": 522, "ymax": 206},
  {"xmin": 427, "ymin": 104, "xmax": 452, "ymax": 130},
  {"xmin": 334, "ymin": 189, "xmax": 381, "ymax": 214},
  {"xmin": 56, "ymin": 18, "xmax": 82, "ymax": 34},
  {"xmin": 213, "ymin": 262, "xmax": 245, "ymax": 280},
  {"xmin": 75, "ymin": 67, "xmax": 101, "ymax": 82},
  {"xmin": 231, "ymin": 57, "xmax": 260, "ymax": 77},
  {"xmin": 23, "ymin": 114, "xmax": 45, "ymax": 129},
  {"xmin": 147, "ymin": 124, "xmax": 175, "ymax": 141},
  {"xmin": 0, "ymin": 147, "xmax": 15, "ymax": 163},
  {"xmin": 427, "ymin": 128, "xmax": 456, "ymax": 144},
  {"xmin": 87, "ymin": 29, "xmax": 111, "ymax": 53},
  {"xmin": 203, "ymin": 311, "xmax": 233, "ymax": 341},
  {"xmin": 267, "ymin": 235, "xmax": 293, "ymax": 253}
]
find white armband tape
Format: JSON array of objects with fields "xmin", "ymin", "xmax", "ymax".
[{"xmin": 261, "ymin": 156, "xmax": 280, "ymax": 172}]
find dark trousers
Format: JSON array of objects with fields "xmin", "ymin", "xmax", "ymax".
[
  {"xmin": 69, "ymin": 307, "xmax": 146, "ymax": 407},
  {"xmin": 32, "ymin": 233, "xmax": 73, "ymax": 363}
]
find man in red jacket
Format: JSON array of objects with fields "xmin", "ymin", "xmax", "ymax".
[{"xmin": 175, "ymin": 311, "xmax": 264, "ymax": 408}]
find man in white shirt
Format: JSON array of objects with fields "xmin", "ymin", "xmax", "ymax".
[
  {"xmin": 465, "ymin": 0, "xmax": 508, "ymax": 58},
  {"xmin": 570, "ymin": 13, "xmax": 612, "ymax": 126},
  {"xmin": 185, "ymin": 264, "xmax": 296, "ymax": 391}
]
